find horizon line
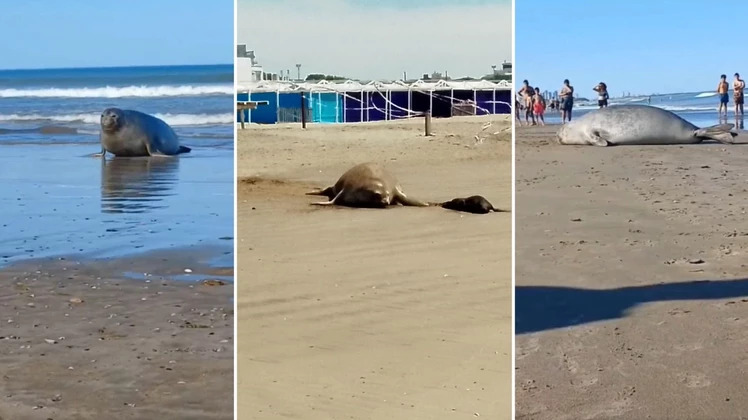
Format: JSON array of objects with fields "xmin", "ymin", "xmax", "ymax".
[{"xmin": 0, "ymin": 63, "xmax": 233, "ymax": 72}]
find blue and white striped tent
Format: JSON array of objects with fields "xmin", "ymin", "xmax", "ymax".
[{"xmin": 237, "ymin": 79, "xmax": 511, "ymax": 124}]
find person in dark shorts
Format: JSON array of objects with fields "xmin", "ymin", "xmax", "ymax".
[
  {"xmin": 560, "ymin": 79, "xmax": 574, "ymax": 123},
  {"xmin": 734, "ymin": 73, "xmax": 745, "ymax": 116},
  {"xmin": 718, "ymin": 74, "xmax": 729, "ymax": 117},
  {"xmin": 593, "ymin": 82, "xmax": 609, "ymax": 108}
]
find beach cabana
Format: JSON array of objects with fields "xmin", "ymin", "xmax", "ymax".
[{"xmin": 236, "ymin": 79, "xmax": 511, "ymax": 124}]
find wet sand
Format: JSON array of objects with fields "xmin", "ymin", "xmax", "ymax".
[
  {"xmin": 516, "ymin": 125, "xmax": 748, "ymax": 419},
  {"xmin": 237, "ymin": 116, "xmax": 512, "ymax": 419},
  {"xmin": 0, "ymin": 250, "xmax": 233, "ymax": 419},
  {"xmin": 0, "ymin": 143, "xmax": 233, "ymax": 265},
  {"xmin": 0, "ymin": 141, "xmax": 234, "ymax": 418}
]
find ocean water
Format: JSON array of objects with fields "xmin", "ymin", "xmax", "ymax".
[
  {"xmin": 0, "ymin": 65, "xmax": 234, "ymax": 267},
  {"xmin": 0, "ymin": 64, "xmax": 234, "ymax": 141},
  {"xmin": 535, "ymin": 90, "xmax": 747, "ymax": 128}
]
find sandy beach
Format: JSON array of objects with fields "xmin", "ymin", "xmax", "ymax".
[
  {"xmin": 0, "ymin": 249, "xmax": 233, "ymax": 420},
  {"xmin": 0, "ymin": 132, "xmax": 234, "ymax": 418},
  {"xmin": 515, "ymin": 125, "xmax": 748, "ymax": 419},
  {"xmin": 237, "ymin": 115, "xmax": 512, "ymax": 419}
]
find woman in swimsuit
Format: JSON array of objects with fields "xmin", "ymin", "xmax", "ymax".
[
  {"xmin": 593, "ymin": 82, "xmax": 609, "ymax": 108},
  {"xmin": 560, "ymin": 79, "xmax": 574, "ymax": 123},
  {"xmin": 533, "ymin": 87, "xmax": 546, "ymax": 126}
]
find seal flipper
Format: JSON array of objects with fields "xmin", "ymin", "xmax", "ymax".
[
  {"xmin": 92, "ymin": 134, "xmax": 106, "ymax": 157},
  {"xmin": 695, "ymin": 124, "xmax": 737, "ymax": 144},
  {"xmin": 587, "ymin": 129, "xmax": 610, "ymax": 147},
  {"xmin": 311, "ymin": 189, "xmax": 344, "ymax": 206},
  {"xmin": 306, "ymin": 186, "xmax": 335, "ymax": 199},
  {"xmin": 393, "ymin": 187, "xmax": 429, "ymax": 207}
]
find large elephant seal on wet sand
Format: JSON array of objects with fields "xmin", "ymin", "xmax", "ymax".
[
  {"xmin": 557, "ymin": 105, "xmax": 737, "ymax": 146},
  {"xmin": 307, "ymin": 162, "xmax": 429, "ymax": 208},
  {"xmin": 96, "ymin": 108, "xmax": 191, "ymax": 157}
]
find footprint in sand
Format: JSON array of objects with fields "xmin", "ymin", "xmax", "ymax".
[
  {"xmin": 516, "ymin": 336, "xmax": 541, "ymax": 360},
  {"xmin": 677, "ymin": 372, "xmax": 712, "ymax": 388}
]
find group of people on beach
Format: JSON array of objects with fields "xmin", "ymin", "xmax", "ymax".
[
  {"xmin": 516, "ymin": 79, "xmax": 576, "ymax": 126},
  {"xmin": 717, "ymin": 73, "xmax": 745, "ymax": 116}
]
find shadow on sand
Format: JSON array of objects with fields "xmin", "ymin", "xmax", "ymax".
[
  {"xmin": 100, "ymin": 157, "xmax": 180, "ymax": 214},
  {"xmin": 516, "ymin": 278, "xmax": 748, "ymax": 334}
]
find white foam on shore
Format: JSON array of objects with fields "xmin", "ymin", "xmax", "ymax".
[
  {"xmin": 659, "ymin": 105, "xmax": 716, "ymax": 112},
  {"xmin": 0, "ymin": 112, "xmax": 234, "ymax": 126},
  {"xmin": 0, "ymin": 84, "xmax": 233, "ymax": 98}
]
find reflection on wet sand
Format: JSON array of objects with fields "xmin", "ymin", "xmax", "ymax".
[{"xmin": 101, "ymin": 157, "xmax": 179, "ymax": 214}]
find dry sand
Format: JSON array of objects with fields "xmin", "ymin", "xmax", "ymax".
[
  {"xmin": 516, "ymin": 125, "xmax": 748, "ymax": 419},
  {"xmin": 237, "ymin": 115, "xmax": 512, "ymax": 419},
  {"xmin": 0, "ymin": 250, "xmax": 233, "ymax": 420}
]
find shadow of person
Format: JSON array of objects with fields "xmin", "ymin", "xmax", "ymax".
[
  {"xmin": 100, "ymin": 157, "xmax": 180, "ymax": 214},
  {"xmin": 516, "ymin": 278, "xmax": 748, "ymax": 334}
]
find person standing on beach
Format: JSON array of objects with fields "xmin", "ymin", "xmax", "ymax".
[
  {"xmin": 560, "ymin": 79, "xmax": 574, "ymax": 123},
  {"xmin": 718, "ymin": 74, "xmax": 729, "ymax": 117},
  {"xmin": 515, "ymin": 93, "xmax": 521, "ymax": 123},
  {"xmin": 518, "ymin": 80, "xmax": 536, "ymax": 126},
  {"xmin": 533, "ymin": 87, "xmax": 546, "ymax": 126},
  {"xmin": 593, "ymin": 82, "xmax": 609, "ymax": 108},
  {"xmin": 733, "ymin": 73, "xmax": 745, "ymax": 116}
]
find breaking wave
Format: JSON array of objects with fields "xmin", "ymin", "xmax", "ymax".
[
  {"xmin": 0, "ymin": 84, "xmax": 233, "ymax": 98},
  {"xmin": 0, "ymin": 112, "xmax": 233, "ymax": 126}
]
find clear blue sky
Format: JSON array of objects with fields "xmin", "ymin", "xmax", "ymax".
[
  {"xmin": 517, "ymin": 0, "xmax": 744, "ymax": 96},
  {"xmin": 1, "ymin": 0, "xmax": 233, "ymax": 69}
]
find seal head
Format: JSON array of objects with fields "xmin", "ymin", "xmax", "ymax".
[{"xmin": 100, "ymin": 108, "xmax": 123, "ymax": 134}]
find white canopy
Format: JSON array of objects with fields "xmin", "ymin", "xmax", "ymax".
[{"xmin": 237, "ymin": 79, "xmax": 511, "ymax": 93}]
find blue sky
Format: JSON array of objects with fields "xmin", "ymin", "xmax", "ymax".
[
  {"xmin": 238, "ymin": 0, "xmax": 512, "ymax": 80},
  {"xmin": 517, "ymin": 0, "xmax": 743, "ymax": 96},
  {"xmin": 1, "ymin": 1, "xmax": 233, "ymax": 69}
]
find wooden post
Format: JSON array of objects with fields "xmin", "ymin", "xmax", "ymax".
[
  {"xmin": 424, "ymin": 111, "xmax": 432, "ymax": 136},
  {"xmin": 300, "ymin": 93, "xmax": 307, "ymax": 129},
  {"xmin": 239, "ymin": 106, "xmax": 245, "ymax": 130}
]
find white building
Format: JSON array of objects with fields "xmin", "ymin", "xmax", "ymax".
[{"xmin": 237, "ymin": 44, "xmax": 265, "ymax": 84}]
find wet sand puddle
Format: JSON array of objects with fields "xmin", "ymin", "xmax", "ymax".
[{"xmin": 0, "ymin": 142, "xmax": 233, "ymax": 267}]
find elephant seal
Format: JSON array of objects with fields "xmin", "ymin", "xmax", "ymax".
[
  {"xmin": 557, "ymin": 105, "xmax": 737, "ymax": 146},
  {"xmin": 97, "ymin": 108, "xmax": 191, "ymax": 157},
  {"xmin": 307, "ymin": 162, "xmax": 429, "ymax": 208},
  {"xmin": 439, "ymin": 195, "xmax": 506, "ymax": 214}
]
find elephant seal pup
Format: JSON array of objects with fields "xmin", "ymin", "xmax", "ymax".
[
  {"xmin": 307, "ymin": 162, "xmax": 429, "ymax": 208},
  {"xmin": 97, "ymin": 108, "xmax": 191, "ymax": 157},
  {"xmin": 438, "ymin": 195, "xmax": 506, "ymax": 214},
  {"xmin": 557, "ymin": 105, "xmax": 737, "ymax": 146}
]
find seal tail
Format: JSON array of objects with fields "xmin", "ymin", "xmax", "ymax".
[
  {"xmin": 178, "ymin": 145, "xmax": 192, "ymax": 154},
  {"xmin": 695, "ymin": 124, "xmax": 737, "ymax": 144}
]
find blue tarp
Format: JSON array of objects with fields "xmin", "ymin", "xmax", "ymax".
[{"xmin": 238, "ymin": 88, "xmax": 512, "ymax": 124}]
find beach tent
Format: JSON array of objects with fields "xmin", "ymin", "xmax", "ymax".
[{"xmin": 236, "ymin": 79, "xmax": 511, "ymax": 124}]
